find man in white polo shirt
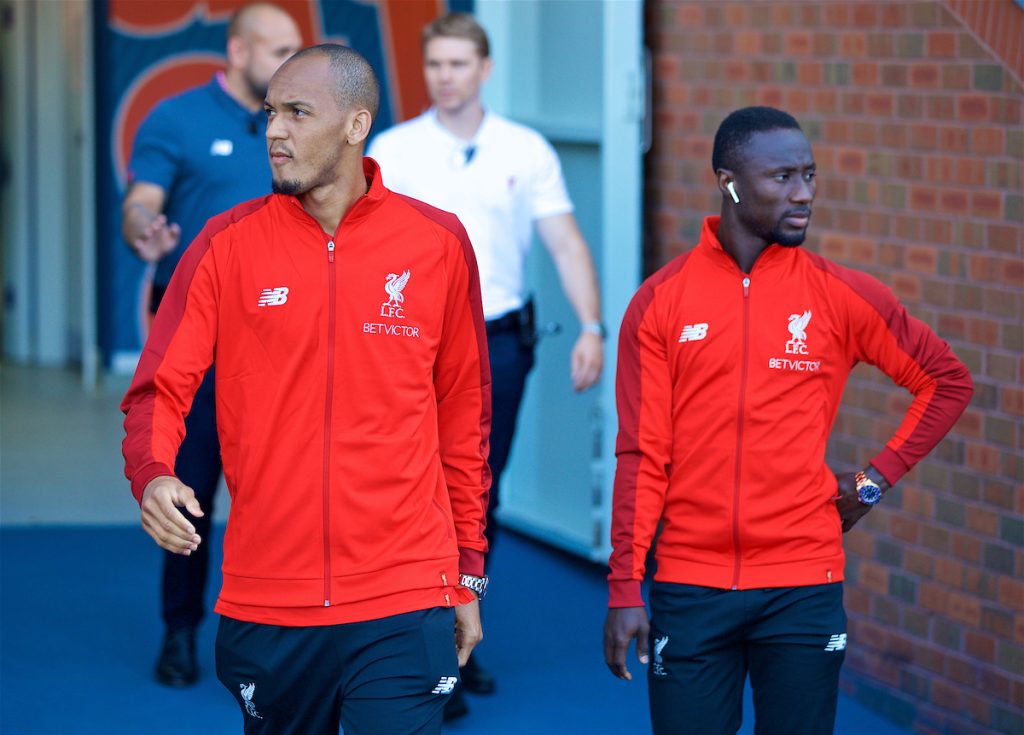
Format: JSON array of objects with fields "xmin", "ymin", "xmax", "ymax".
[{"xmin": 367, "ymin": 10, "xmax": 604, "ymax": 721}]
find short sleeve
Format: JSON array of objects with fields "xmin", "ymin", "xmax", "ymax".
[
  {"xmin": 127, "ymin": 102, "xmax": 182, "ymax": 191},
  {"xmin": 528, "ymin": 134, "xmax": 573, "ymax": 220}
]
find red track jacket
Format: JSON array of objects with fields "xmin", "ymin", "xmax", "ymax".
[
  {"xmin": 608, "ymin": 217, "xmax": 972, "ymax": 607},
  {"xmin": 123, "ymin": 159, "xmax": 492, "ymax": 626}
]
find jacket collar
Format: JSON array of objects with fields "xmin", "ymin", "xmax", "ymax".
[
  {"xmin": 277, "ymin": 157, "xmax": 390, "ymax": 233},
  {"xmin": 699, "ymin": 215, "xmax": 791, "ymax": 275}
]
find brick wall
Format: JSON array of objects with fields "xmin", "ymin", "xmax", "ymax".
[{"xmin": 644, "ymin": 2, "xmax": 1022, "ymax": 733}]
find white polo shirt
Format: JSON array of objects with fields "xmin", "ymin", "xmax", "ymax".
[{"xmin": 367, "ymin": 109, "xmax": 573, "ymax": 320}]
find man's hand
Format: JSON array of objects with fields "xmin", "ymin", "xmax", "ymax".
[
  {"xmin": 130, "ymin": 212, "xmax": 181, "ymax": 263},
  {"xmin": 571, "ymin": 331, "xmax": 604, "ymax": 392},
  {"xmin": 454, "ymin": 597, "xmax": 483, "ymax": 667},
  {"xmin": 835, "ymin": 470, "xmax": 882, "ymax": 532},
  {"xmin": 122, "ymin": 182, "xmax": 178, "ymax": 263},
  {"xmin": 140, "ymin": 476, "xmax": 204, "ymax": 554},
  {"xmin": 603, "ymin": 606, "xmax": 650, "ymax": 680}
]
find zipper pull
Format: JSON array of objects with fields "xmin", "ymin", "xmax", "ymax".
[
  {"xmin": 327, "ymin": 240, "xmax": 335, "ymax": 263},
  {"xmin": 742, "ymin": 276, "xmax": 750, "ymax": 297}
]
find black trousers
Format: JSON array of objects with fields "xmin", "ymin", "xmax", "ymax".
[
  {"xmin": 482, "ymin": 323, "xmax": 535, "ymax": 563},
  {"xmin": 216, "ymin": 608, "xmax": 458, "ymax": 735},
  {"xmin": 648, "ymin": 582, "xmax": 847, "ymax": 735},
  {"xmin": 162, "ymin": 367, "xmax": 222, "ymax": 631}
]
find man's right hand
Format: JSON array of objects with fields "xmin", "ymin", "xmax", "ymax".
[
  {"xmin": 140, "ymin": 476, "xmax": 204, "ymax": 555},
  {"xmin": 130, "ymin": 212, "xmax": 181, "ymax": 263},
  {"xmin": 603, "ymin": 606, "xmax": 650, "ymax": 680}
]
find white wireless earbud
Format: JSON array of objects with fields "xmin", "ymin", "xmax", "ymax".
[{"xmin": 726, "ymin": 181, "xmax": 740, "ymax": 204}]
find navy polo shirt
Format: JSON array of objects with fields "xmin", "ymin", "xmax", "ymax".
[{"xmin": 128, "ymin": 75, "xmax": 270, "ymax": 288}]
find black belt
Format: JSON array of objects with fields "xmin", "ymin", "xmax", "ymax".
[{"xmin": 485, "ymin": 310, "xmax": 522, "ymax": 336}]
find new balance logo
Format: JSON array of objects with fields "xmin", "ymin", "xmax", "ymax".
[
  {"xmin": 431, "ymin": 676, "xmax": 458, "ymax": 695},
  {"xmin": 824, "ymin": 634, "xmax": 847, "ymax": 652},
  {"xmin": 258, "ymin": 287, "xmax": 289, "ymax": 307},
  {"xmin": 678, "ymin": 323, "xmax": 709, "ymax": 343}
]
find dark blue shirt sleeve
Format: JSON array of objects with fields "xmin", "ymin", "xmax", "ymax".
[{"xmin": 128, "ymin": 103, "xmax": 181, "ymax": 192}]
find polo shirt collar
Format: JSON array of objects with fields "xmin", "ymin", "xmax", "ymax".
[{"xmin": 208, "ymin": 72, "xmax": 263, "ymax": 125}]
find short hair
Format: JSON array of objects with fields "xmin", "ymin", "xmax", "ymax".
[
  {"xmin": 422, "ymin": 12, "xmax": 490, "ymax": 58},
  {"xmin": 711, "ymin": 106, "xmax": 802, "ymax": 173},
  {"xmin": 285, "ymin": 44, "xmax": 380, "ymax": 118},
  {"xmin": 227, "ymin": 2, "xmax": 289, "ymax": 40}
]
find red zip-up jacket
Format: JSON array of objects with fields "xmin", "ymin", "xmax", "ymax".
[
  {"xmin": 122, "ymin": 159, "xmax": 491, "ymax": 626},
  {"xmin": 608, "ymin": 217, "xmax": 972, "ymax": 607}
]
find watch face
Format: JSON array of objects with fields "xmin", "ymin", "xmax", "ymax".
[{"xmin": 858, "ymin": 484, "xmax": 882, "ymax": 505}]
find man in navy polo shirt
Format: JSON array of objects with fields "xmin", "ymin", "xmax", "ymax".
[{"xmin": 121, "ymin": 2, "xmax": 301, "ymax": 688}]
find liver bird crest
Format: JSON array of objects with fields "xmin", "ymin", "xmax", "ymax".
[{"xmin": 384, "ymin": 270, "xmax": 411, "ymax": 307}]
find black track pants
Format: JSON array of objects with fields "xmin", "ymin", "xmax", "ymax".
[{"xmin": 648, "ymin": 582, "xmax": 847, "ymax": 735}]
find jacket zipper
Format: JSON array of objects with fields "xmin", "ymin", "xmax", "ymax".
[
  {"xmin": 322, "ymin": 239, "xmax": 336, "ymax": 606},
  {"xmin": 731, "ymin": 276, "xmax": 751, "ymax": 590}
]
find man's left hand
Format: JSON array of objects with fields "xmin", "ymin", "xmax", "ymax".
[
  {"xmin": 454, "ymin": 597, "xmax": 482, "ymax": 667},
  {"xmin": 835, "ymin": 471, "xmax": 876, "ymax": 532},
  {"xmin": 571, "ymin": 332, "xmax": 603, "ymax": 392}
]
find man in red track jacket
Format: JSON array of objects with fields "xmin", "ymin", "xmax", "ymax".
[
  {"xmin": 122, "ymin": 44, "xmax": 491, "ymax": 735},
  {"xmin": 603, "ymin": 107, "xmax": 972, "ymax": 735}
]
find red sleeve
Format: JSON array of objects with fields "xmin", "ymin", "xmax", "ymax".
[
  {"xmin": 608, "ymin": 258, "xmax": 688, "ymax": 608},
  {"xmin": 121, "ymin": 221, "xmax": 225, "ymax": 503},
  {"xmin": 816, "ymin": 257, "xmax": 973, "ymax": 485},
  {"xmin": 425, "ymin": 212, "xmax": 492, "ymax": 577}
]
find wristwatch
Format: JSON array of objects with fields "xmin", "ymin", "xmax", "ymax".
[
  {"xmin": 459, "ymin": 573, "xmax": 489, "ymax": 600},
  {"xmin": 855, "ymin": 470, "xmax": 883, "ymax": 506},
  {"xmin": 581, "ymin": 321, "xmax": 607, "ymax": 339}
]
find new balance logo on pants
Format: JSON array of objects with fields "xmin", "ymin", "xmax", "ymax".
[{"xmin": 824, "ymin": 633, "xmax": 847, "ymax": 651}]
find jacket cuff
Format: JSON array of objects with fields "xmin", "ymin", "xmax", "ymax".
[
  {"xmin": 130, "ymin": 462, "xmax": 176, "ymax": 504},
  {"xmin": 458, "ymin": 547, "xmax": 485, "ymax": 577},
  {"xmin": 608, "ymin": 579, "xmax": 645, "ymax": 608},
  {"xmin": 869, "ymin": 448, "xmax": 910, "ymax": 487}
]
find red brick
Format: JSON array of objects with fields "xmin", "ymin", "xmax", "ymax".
[
  {"xmin": 926, "ymin": 31, "xmax": 957, "ymax": 57},
  {"xmin": 891, "ymin": 274, "xmax": 921, "ymax": 301},
  {"xmin": 852, "ymin": 62, "xmax": 879, "ymax": 87},
  {"xmin": 999, "ymin": 577, "xmax": 1024, "ymax": 609},
  {"xmin": 925, "ymin": 156, "xmax": 954, "ymax": 183},
  {"xmin": 1002, "ymin": 387, "xmax": 1023, "ymax": 416},
  {"xmin": 971, "ymin": 191, "xmax": 1003, "ymax": 219},
  {"xmin": 951, "ymin": 532, "xmax": 981, "ymax": 563},
  {"xmin": 937, "ymin": 189, "xmax": 969, "ymax": 215},
  {"xmin": 908, "ymin": 123, "xmax": 938, "ymax": 148},
  {"xmin": 674, "ymin": 3, "xmax": 702, "ymax": 25},
  {"xmin": 905, "ymin": 548, "xmax": 933, "ymax": 577},
  {"xmin": 909, "ymin": 186, "xmax": 939, "ymax": 212},
  {"xmin": 858, "ymin": 560, "xmax": 890, "ymax": 595},
  {"xmin": 798, "ymin": 62, "xmax": 824, "ymax": 85},
  {"xmin": 956, "ymin": 158, "xmax": 987, "ymax": 186},
  {"xmin": 958, "ymin": 95, "xmax": 990, "ymax": 122},
  {"xmin": 948, "ymin": 593, "xmax": 982, "ymax": 627},
  {"xmin": 866, "ymin": 92, "xmax": 894, "ymax": 116},
  {"xmin": 931, "ymin": 679, "xmax": 964, "ymax": 709},
  {"xmin": 965, "ymin": 505, "xmax": 999, "ymax": 535},
  {"xmin": 785, "ymin": 31, "xmax": 812, "ymax": 56},
  {"xmin": 879, "ymin": 123, "xmax": 906, "ymax": 148},
  {"xmin": 836, "ymin": 148, "xmax": 866, "ymax": 176},
  {"xmin": 840, "ymin": 32, "xmax": 867, "ymax": 57},
  {"xmin": 972, "ymin": 127, "xmax": 1006, "ymax": 156},
  {"xmin": 967, "ymin": 440, "xmax": 1002, "ymax": 473},
  {"xmin": 910, "ymin": 63, "xmax": 940, "ymax": 87},
  {"xmin": 852, "ymin": 4, "xmax": 876, "ymax": 27},
  {"xmin": 938, "ymin": 126, "xmax": 969, "ymax": 153},
  {"xmin": 966, "ymin": 631, "xmax": 997, "ymax": 663}
]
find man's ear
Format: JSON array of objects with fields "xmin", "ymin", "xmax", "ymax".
[
  {"xmin": 346, "ymin": 109, "xmax": 373, "ymax": 146},
  {"xmin": 226, "ymin": 36, "xmax": 249, "ymax": 70},
  {"xmin": 716, "ymin": 169, "xmax": 736, "ymax": 200},
  {"xmin": 480, "ymin": 56, "xmax": 494, "ymax": 84}
]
